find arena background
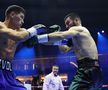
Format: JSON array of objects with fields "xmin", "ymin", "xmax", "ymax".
[{"xmin": 0, "ymin": 0, "xmax": 108, "ymax": 89}]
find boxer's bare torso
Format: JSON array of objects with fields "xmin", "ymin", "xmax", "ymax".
[{"xmin": 0, "ymin": 22, "xmax": 28, "ymax": 61}]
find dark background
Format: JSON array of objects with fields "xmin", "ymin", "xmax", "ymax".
[{"xmin": 0, "ymin": 0, "xmax": 108, "ymax": 32}]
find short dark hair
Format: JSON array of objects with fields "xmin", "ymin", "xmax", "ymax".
[
  {"xmin": 5, "ymin": 5, "xmax": 25, "ymax": 17},
  {"xmin": 64, "ymin": 12, "xmax": 81, "ymax": 21}
]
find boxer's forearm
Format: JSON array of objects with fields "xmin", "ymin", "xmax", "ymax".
[
  {"xmin": 33, "ymin": 29, "xmax": 76, "ymax": 44},
  {"xmin": 0, "ymin": 24, "xmax": 46, "ymax": 42},
  {"xmin": 47, "ymin": 26, "xmax": 81, "ymax": 41},
  {"xmin": 48, "ymin": 30, "xmax": 76, "ymax": 42},
  {"xmin": 48, "ymin": 32, "xmax": 65, "ymax": 42},
  {"xmin": 0, "ymin": 28, "xmax": 30, "ymax": 41},
  {"xmin": 36, "ymin": 32, "xmax": 65, "ymax": 44}
]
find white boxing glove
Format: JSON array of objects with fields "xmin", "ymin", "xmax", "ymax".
[{"xmin": 27, "ymin": 24, "xmax": 46, "ymax": 37}]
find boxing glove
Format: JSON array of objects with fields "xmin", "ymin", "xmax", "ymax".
[
  {"xmin": 48, "ymin": 25, "xmax": 61, "ymax": 33},
  {"xmin": 27, "ymin": 24, "xmax": 47, "ymax": 37}
]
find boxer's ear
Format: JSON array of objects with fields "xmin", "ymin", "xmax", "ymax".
[
  {"xmin": 74, "ymin": 18, "xmax": 80, "ymax": 25},
  {"xmin": 10, "ymin": 11, "xmax": 16, "ymax": 18}
]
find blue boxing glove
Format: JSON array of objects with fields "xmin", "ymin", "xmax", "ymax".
[
  {"xmin": 27, "ymin": 24, "xmax": 47, "ymax": 37},
  {"xmin": 48, "ymin": 24, "xmax": 61, "ymax": 33}
]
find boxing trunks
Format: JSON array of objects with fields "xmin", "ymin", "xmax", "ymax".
[
  {"xmin": 0, "ymin": 59, "xmax": 27, "ymax": 90},
  {"xmin": 69, "ymin": 58, "xmax": 103, "ymax": 90}
]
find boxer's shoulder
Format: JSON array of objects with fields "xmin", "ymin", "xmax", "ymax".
[
  {"xmin": 69, "ymin": 26, "xmax": 90, "ymax": 34},
  {"xmin": 0, "ymin": 21, "xmax": 3, "ymax": 24},
  {"xmin": 0, "ymin": 21, "xmax": 6, "ymax": 28}
]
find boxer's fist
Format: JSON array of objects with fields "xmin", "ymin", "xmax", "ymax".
[
  {"xmin": 31, "ymin": 24, "xmax": 47, "ymax": 34},
  {"xmin": 48, "ymin": 25, "xmax": 61, "ymax": 33},
  {"xmin": 27, "ymin": 24, "xmax": 47, "ymax": 37},
  {"xmin": 33, "ymin": 24, "xmax": 46, "ymax": 29},
  {"xmin": 33, "ymin": 24, "xmax": 48, "ymax": 35}
]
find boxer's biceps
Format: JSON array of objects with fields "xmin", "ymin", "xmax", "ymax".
[{"xmin": 1, "ymin": 28, "xmax": 29, "ymax": 41}]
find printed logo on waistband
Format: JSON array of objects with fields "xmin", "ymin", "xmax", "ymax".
[{"xmin": 0, "ymin": 59, "xmax": 12, "ymax": 71}]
